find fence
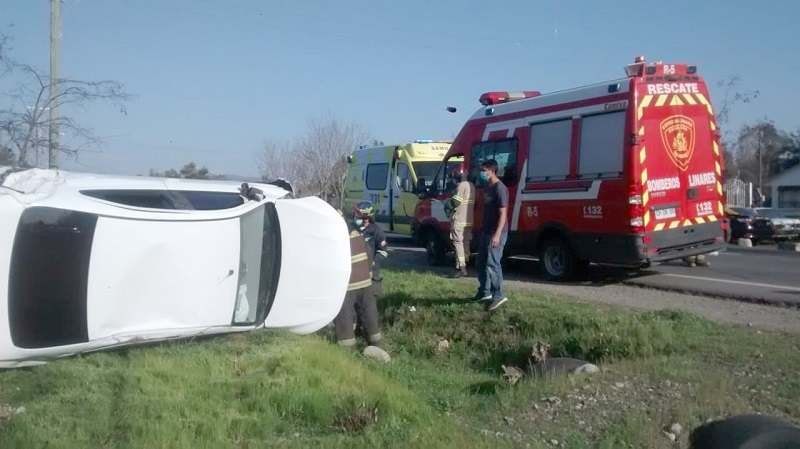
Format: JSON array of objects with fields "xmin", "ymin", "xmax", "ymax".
[{"xmin": 724, "ymin": 178, "xmax": 753, "ymax": 208}]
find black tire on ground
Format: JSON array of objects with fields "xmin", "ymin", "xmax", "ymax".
[
  {"xmin": 688, "ymin": 414, "xmax": 800, "ymax": 449},
  {"xmin": 539, "ymin": 238, "xmax": 576, "ymax": 282},
  {"xmin": 574, "ymin": 259, "xmax": 590, "ymax": 280},
  {"xmin": 425, "ymin": 228, "xmax": 446, "ymax": 266}
]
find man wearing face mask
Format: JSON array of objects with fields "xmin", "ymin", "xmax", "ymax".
[{"xmin": 472, "ymin": 159, "xmax": 509, "ymax": 312}]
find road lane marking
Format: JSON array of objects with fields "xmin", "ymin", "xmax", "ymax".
[{"xmin": 662, "ymin": 273, "xmax": 800, "ymax": 292}]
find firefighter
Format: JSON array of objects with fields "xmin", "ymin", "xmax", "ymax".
[
  {"xmin": 444, "ymin": 163, "xmax": 475, "ymax": 278},
  {"xmin": 332, "ymin": 210, "xmax": 388, "ymax": 357},
  {"xmin": 352, "ymin": 201, "xmax": 388, "ymax": 298},
  {"xmin": 683, "ymin": 254, "xmax": 711, "ymax": 267}
]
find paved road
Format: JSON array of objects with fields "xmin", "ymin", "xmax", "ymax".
[
  {"xmin": 625, "ymin": 245, "xmax": 800, "ymax": 306},
  {"xmin": 385, "ymin": 236, "xmax": 800, "ymax": 307}
]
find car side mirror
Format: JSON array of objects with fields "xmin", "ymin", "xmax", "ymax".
[{"xmin": 401, "ymin": 178, "xmax": 412, "ymax": 193}]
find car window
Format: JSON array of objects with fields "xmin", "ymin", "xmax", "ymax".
[
  {"xmin": 233, "ymin": 203, "xmax": 281, "ymax": 326},
  {"xmin": 469, "ymin": 138, "xmax": 519, "ymax": 185},
  {"xmin": 365, "ymin": 163, "xmax": 389, "ymax": 190},
  {"xmin": 81, "ymin": 189, "xmax": 245, "ymax": 210},
  {"xmin": 9, "ymin": 207, "xmax": 95, "ymax": 349},
  {"xmin": 81, "ymin": 189, "xmax": 178, "ymax": 209},
  {"xmin": 175, "ymin": 191, "xmax": 244, "ymax": 210},
  {"xmin": 396, "ymin": 162, "xmax": 412, "ymax": 190}
]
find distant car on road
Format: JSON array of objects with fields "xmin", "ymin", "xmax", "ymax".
[
  {"xmin": 754, "ymin": 207, "xmax": 800, "ymax": 243},
  {"xmin": 0, "ymin": 166, "xmax": 351, "ymax": 369}
]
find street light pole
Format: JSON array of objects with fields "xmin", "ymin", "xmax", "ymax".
[{"xmin": 49, "ymin": 0, "xmax": 60, "ymax": 169}]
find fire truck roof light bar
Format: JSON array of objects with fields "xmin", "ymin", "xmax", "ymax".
[{"xmin": 479, "ymin": 91, "xmax": 541, "ymax": 106}]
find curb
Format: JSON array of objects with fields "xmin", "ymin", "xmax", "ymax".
[{"xmin": 777, "ymin": 242, "xmax": 800, "ymax": 252}]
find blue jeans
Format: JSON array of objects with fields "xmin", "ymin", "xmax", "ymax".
[{"xmin": 476, "ymin": 230, "xmax": 507, "ymax": 300}]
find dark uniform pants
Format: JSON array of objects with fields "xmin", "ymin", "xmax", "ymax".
[
  {"xmin": 371, "ymin": 279, "xmax": 383, "ymax": 299},
  {"xmin": 334, "ymin": 286, "xmax": 382, "ymax": 349}
]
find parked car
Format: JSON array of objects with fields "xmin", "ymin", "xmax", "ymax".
[
  {"xmin": 724, "ymin": 206, "xmax": 756, "ymax": 243},
  {"xmin": 0, "ymin": 166, "xmax": 351, "ymax": 369},
  {"xmin": 754, "ymin": 208, "xmax": 800, "ymax": 241}
]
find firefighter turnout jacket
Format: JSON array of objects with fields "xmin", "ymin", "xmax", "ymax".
[
  {"xmin": 348, "ymin": 227, "xmax": 374, "ymax": 291},
  {"xmin": 359, "ymin": 222, "xmax": 388, "ymax": 281},
  {"xmin": 445, "ymin": 179, "xmax": 476, "ymax": 228}
]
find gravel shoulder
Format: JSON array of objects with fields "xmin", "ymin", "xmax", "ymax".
[{"xmin": 385, "ymin": 245, "xmax": 800, "ymax": 335}]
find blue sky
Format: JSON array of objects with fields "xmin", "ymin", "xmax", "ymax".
[{"xmin": 1, "ymin": 0, "xmax": 798, "ymax": 177}]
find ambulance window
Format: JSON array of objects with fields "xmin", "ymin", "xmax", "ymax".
[
  {"xmin": 470, "ymin": 138, "xmax": 519, "ymax": 185},
  {"xmin": 396, "ymin": 162, "xmax": 412, "ymax": 190},
  {"xmin": 527, "ymin": 119, "xmax": 572, "ymax": 182},
  {"xmin": 578, "ymin": 111, "xmax": 625, "ymax": 179},
  {"xmin": 366, "ymin": 163, "xmax": 389, "ymax": 190}
]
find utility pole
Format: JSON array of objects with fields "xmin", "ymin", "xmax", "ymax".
[
  {"xmin": 757, "ymin": 128, "xmax": 763, "ymax": 205},
  {"xmin": 49, "ymin": 0, "xmax": 60, "ymax": 169}
]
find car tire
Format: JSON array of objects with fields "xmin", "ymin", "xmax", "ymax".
[
  {"xmin": 688, "ymin": 414, "xmax": 800, "ymax": 449},
  {"xmin": 425, "ymin": 228, "xmax": 446, "ymax": 266},
  {"xmin": 539, "ymin": 238, "xmax": 575, "ymax": 282}
]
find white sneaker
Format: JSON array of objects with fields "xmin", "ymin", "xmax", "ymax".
[{"xmin": 486, "ymin": 296, "xmax": 508, "ymax": 311}]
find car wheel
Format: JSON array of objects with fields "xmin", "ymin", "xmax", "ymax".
[
  {"xmin": 539, "ymin": 238, "xmax": 575, "ymax": 282},
  {"xmin": 425, "ymin": 228, "xmax": 446, "ymax": 266}
]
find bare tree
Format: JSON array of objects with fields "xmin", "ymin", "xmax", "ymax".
[
  {"xmin": 256, "ymin": 115, "xmax": 372, "ymax": 207},
  {"xmin": 0, "ymin": 39, "xmax": 134, "ymax": 168},
  {"xmin": 713, "ymin": 75, "xmax": 759, "ymax": 180},
  {"xmin": 295, "ymin": 115, "xmax": 372, "ymax": 206},
  {"xmin": 257, "ymin": 139, "xmax": 303, "ymax": 189}
]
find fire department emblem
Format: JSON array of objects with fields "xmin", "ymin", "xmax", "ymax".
[{"xmin": 659, "ymin": 115, "xmax": 696, "ymax": 171}]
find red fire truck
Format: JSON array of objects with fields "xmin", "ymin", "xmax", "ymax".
[{"xmin": 413, "ymin": 56, "xmax": 728, "ymax": 281}]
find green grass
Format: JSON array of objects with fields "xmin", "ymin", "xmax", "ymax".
[{"xmin": 2, "ymin": 270, "xmax": 799, "ymax": 448}]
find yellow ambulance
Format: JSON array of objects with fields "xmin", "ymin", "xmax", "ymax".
[{"xmin": 343, "ymin": 140, "xmax": 460, "ymax": 236}]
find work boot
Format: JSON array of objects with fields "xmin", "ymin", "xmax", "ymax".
[
  {"xmin": 696, "ymin": 255, "xmax": 711, "ymax": 267},
  {"xmin": 449, "ymin": 267, "xmax": 468, "ymax": 278}
]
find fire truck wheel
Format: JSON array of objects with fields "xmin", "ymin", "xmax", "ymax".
[
  {"xmin": 540, "ymin": 238, "xmax": 576, "ymax": 282},
  {"xmin": 425, "ymin": 228, "xmax": 446, "ymax": 266}
]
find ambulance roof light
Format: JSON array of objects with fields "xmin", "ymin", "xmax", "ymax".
[
  {"xmin": 415, "ymin": 139, "xmax": 433, "ymax": 143},
  {"xmin": 479, "ymin": 91, "xmax": 541, "ymax": 106}
]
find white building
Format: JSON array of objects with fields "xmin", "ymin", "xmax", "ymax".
[{"xmin": 768, "ymin": 164, "xmax": 800, "ymax": 208}]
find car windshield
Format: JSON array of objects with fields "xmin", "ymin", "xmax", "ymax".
[
  {"xmin": 731, "ymin": 207, "xmax": 758, "ymax": 216},
  {"xmin": 233, "ymin": 203, "xmax": 281, "ymax": 326},
  {"xmin": 412, "ymin": 161, "xmax": 443, "ymax": 186},
  {"xmin": 755, "ymin": 208, "xmax": 785, "ymax": 218}
]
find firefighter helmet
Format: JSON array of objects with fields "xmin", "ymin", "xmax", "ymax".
[
  {"xmin": 450, "ymin": 163, "xmax": 466, "ymax": 182},
  {"xmin": 353, "ymin": 201, "xmax": 375, "ymax": 219}
]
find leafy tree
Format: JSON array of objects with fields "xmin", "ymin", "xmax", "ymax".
[{"xmin": 149, "ymin": 162, "xmax": 210, "ymax": 179}]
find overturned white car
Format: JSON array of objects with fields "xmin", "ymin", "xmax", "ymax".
[{"xmin": 0, "ymin": 166, "xmax": 351, "ymax": 369}]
